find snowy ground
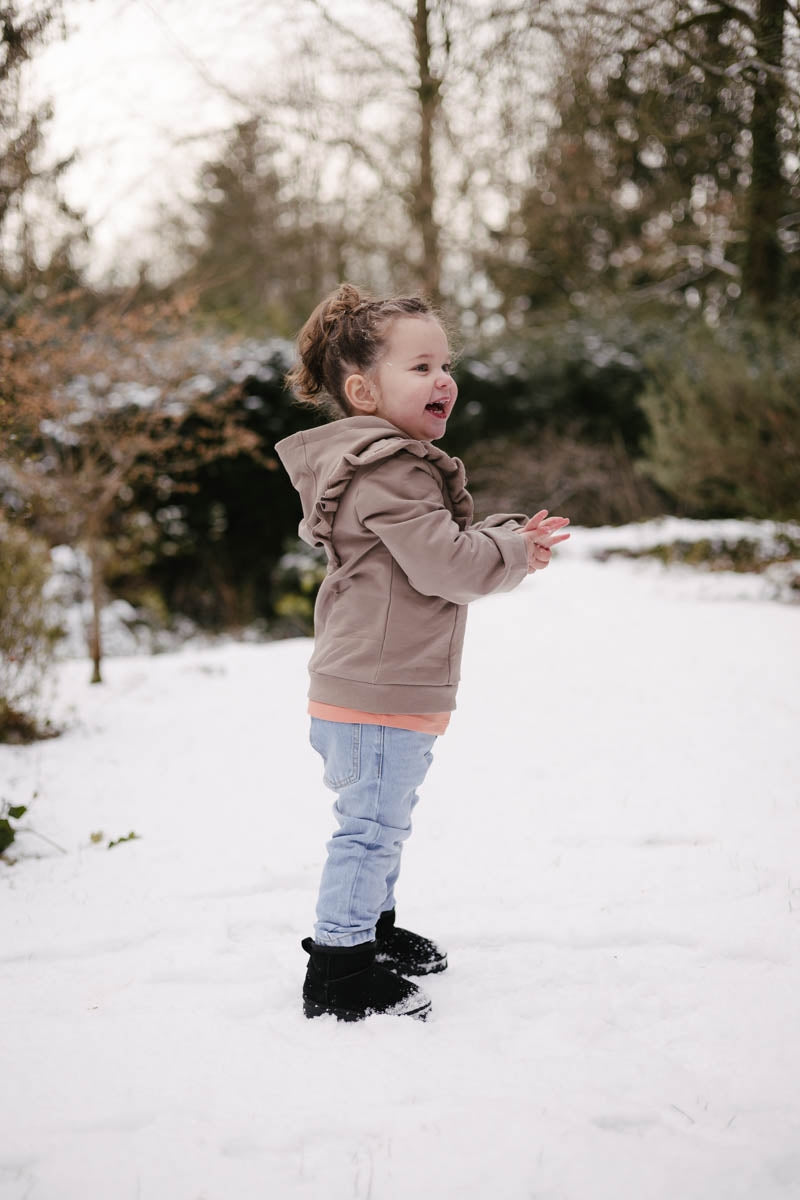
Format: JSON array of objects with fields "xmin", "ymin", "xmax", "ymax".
[{"xmin": 2, "ymin": 541, "xmax": 800, "ymax": 1200}]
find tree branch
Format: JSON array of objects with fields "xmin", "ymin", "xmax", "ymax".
[
  {"xmin": 131, "ymin": 0, "xmax": 256, "ymax": 113},
  {"xmin": 300, "ymin": 0, "xmax": 409, "ymax": 78}
]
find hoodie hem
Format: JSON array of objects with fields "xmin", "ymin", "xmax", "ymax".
[{"xmin": 309, "ymin": 672, "xmax": 457, "ymax": 714}]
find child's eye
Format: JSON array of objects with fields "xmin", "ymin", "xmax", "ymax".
[{"xmin": 414, "ymin": 363, "xmax": 429, "ymax": 372}]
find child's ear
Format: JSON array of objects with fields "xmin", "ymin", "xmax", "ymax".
[{"xmin": 344, "ymin": 372, "xmax": 378, "ymax": 414}]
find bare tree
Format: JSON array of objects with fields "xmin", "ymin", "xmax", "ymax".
[
  {"xmin": 744, "ymin": 0, "xmax": 790, "ymax": 304},
  {"xmin": 202, "ymin": 0, "xmax": 560, "ymax": 311},
  {"xmin": 561, "ymin": 0, "xmax": 800, "ymax": 312},
  {"xmin": 1, "ymin": 2, "xmax": 84, "ymax": 294}
]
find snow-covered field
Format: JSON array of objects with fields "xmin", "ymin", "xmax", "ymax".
[{"xmin": 2, "ymin": 542, "xmax": 800, "ymax": 1200}]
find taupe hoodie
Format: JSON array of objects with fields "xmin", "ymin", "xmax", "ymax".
[{"xmin": 275, "ymin": 416, "xmax": 530, "ymax": 713}]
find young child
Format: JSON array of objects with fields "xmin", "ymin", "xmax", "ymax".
[{"xmin": 276, "ymin": 284, "xmax": 570, "ymax": 1022}]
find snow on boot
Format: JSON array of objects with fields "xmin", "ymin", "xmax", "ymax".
[
  {"xmin": 301, "ymin": 937, "xmax": 432, "ymax": 1022},
  {"xmin": 374, "ymin": 908, "xmax": 448, "ymax": 976}
]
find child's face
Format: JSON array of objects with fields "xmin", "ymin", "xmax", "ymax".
[{"xmin": 366, "ymin": 316, "xmax": 458, "ymax": 442}]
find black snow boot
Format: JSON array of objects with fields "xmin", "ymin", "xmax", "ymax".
[
  {"xmin": 301, "ymin": 937, "xmax": 432, "ymax": 1021},
  {"xmin": 374, "ymin": 909, "xmax": 448, "ymax": 976}
]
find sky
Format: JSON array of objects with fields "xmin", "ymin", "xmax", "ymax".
[{"xmin": 24, "ymin": 0, "xmax": 315, "ymax": 279}]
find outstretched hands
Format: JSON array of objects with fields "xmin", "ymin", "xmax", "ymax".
[{"xmin": 516, "ymin": 509, "xmax": 571, "ymax": 573}]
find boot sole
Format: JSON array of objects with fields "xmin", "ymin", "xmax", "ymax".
[{"xmin": 303, "ymin": 996, "xmax": 432, "ymax": 1022}]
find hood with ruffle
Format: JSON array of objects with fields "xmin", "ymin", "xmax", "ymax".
[{"xmin": 275, "ymin": 416, "xmax": 473, "ymax": 569}]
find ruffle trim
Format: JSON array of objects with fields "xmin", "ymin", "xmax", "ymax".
[{"xmin": 301, "ymin": 436, "xmax": 474, "ymax": 569}]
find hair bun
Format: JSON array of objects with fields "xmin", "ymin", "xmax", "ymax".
[{"xmin": 322, "ymin": 283, "xmax": 372, "ymax": 328}]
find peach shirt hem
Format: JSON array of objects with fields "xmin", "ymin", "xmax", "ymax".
[{"xmin": 308, "ymin": 700, "xmax": 451, "ymax": 736}]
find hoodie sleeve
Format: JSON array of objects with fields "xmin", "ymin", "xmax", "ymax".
[
  {"xmin": 470, "ymin": 512, "xmax": 529, "ymax": 532},
  {"xmin": 355, "ymin": 455, "xmax": 529, "ymax": 605}
]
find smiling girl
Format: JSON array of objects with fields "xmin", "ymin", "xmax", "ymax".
[{"xmin": 276, "ymin": 283, "xmax": 570, "ymax": 1022}]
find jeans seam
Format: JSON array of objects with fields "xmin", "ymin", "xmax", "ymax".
[
  {"xmin": 350, "ymin": 723, "xmax": 361, "ymax": 786},
  {"xmin": 343, "ymin": 724, "xmax": 383, "ymax": 930},
  {"xmin": 372, "ymin": 725, "xmax": 385, "ymax": 916}
]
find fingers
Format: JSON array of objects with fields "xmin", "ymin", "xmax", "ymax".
[
  {"xmin": 517, "ymin": 512, "xmax": 572, "ymax": 574},
  {"xmin": 517, "ymin": 509, "xmax": 548, "ymax": 532},
  {"xmin": 528, "ymin": 544, "xmax": 552, "ymax": 572},
  {"xmin": 521, "ymin": 523, "xmax": 571, "ymax": 574},
  {"xmin": 517, "ymin": 512, "xmax": 570, "ymax": 534},
  {"xmin": 528, "ymin": 530, "xmax": 571, "ymax": 549}
]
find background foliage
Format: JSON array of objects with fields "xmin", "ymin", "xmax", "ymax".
[
  {"xmin": 0, "ymin": 520, "xmax": 61, "ymax": 740},
  {"xmin": 2, "ymin": 0, "xmax": 799, "ymax": 698}
]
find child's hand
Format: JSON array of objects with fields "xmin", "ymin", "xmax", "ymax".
[{"xmin": 517, "ymin": 509, "xmax": 571, "ymax": 573}]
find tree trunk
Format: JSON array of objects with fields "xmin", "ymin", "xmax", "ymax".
[
  {"xmin": 743, "ymin": 0, "xmax": 786, "ymax": 309},
  {"xmin": 412, "ymin": 0, "xmax": 442, "ymax": 302},
  {"xmin": 87, "ymin": 534, "xmax": 104, "ymax": 685}
]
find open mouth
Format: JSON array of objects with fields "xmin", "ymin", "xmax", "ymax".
[{"xmin": 425, "ymin": 400, "xmax": 448, "ymax": 417}]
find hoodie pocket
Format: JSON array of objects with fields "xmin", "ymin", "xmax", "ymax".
[{"xmin": 375, "ymin": 569, "xmax": 460, "ymax": 686}]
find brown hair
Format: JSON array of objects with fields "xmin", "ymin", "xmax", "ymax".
[{"xmin": 285, "ymin": 283, "xmax": 437, "ymax": 418}]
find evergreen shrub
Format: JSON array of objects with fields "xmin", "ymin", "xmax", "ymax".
[
  {"xmin": 447, "ymin": 314, "xmax": 663, "ymax": 458},
  {"xmin": 638, "ymin": 322, "xmax": 800, "ymax": 520},
  {"xmin": 0, "ymin": 522, "xmax": 63, "ymax": 742},
  {"xmin": 269, "ymin": 541, "xmax": 327, "ymax": 637}
]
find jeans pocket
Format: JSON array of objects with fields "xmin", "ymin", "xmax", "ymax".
[{"xmin": 311, "ymin": 720, "xmax": 362, "ymax": 790}]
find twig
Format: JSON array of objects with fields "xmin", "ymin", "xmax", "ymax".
[{"xmin": 17, "ymin": 825, "xmax": 68, "ymax": 854}]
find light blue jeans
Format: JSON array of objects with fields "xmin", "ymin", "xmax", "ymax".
[{"xmin": 309, "ymin": 718, "xmax": 437, "ymax": 947}]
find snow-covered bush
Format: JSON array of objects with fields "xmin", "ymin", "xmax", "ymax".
[{"xmin": 443, "ymin": 311, "xmax": 672, "ymax": 462}]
